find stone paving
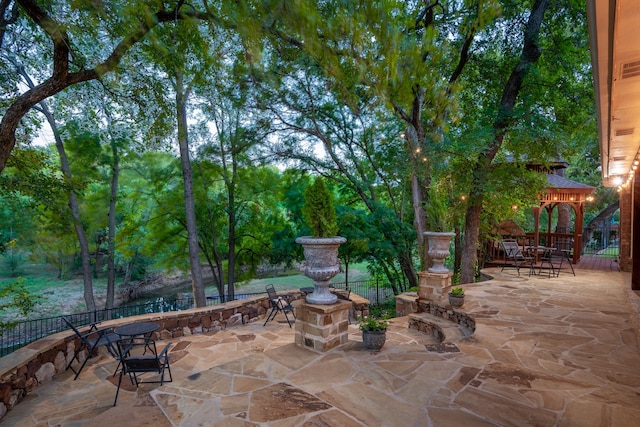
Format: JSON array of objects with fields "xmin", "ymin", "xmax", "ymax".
[{"xmin": 1, "ymin": 267, "xmax": 640, "ymax": 426}]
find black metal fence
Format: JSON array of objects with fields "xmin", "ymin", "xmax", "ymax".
[
  {"xmin": 0, "ymin": 295, "xmax": 218, "ymax": 357},
  {"xmin": 1, "ymin": 277, "xmax": 397, "ymax": 357},
  {"xmin": 582, "ymin": 223, "xmax": 619, "ymax": 257}
]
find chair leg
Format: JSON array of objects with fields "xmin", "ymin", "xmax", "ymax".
[
  {"xmin": 161, "ymin": 364, "xmax": 173, "ymax": 385},
  {"xmin": 556, "ymin": 256, "xmax": 564, "ymax": 277},
  {"xmin": 113, "ymin": 370, "xmax": 125, "ymax": 406},
  {"xmin": 69, "ymin": 343, "xmax": 98, "ymax": 380},
  {"xmin": 283, "ymin": 310, "xmax": 294, "ymax": 327},
  {"xmin": 263, "ymin": 307, "xmax": 278, "ymax": 326},
  {"xmin": 566, "ymin": 253, "xmax": 576, "ymax": 276}
]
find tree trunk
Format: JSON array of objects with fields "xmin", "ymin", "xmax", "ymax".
[
  {"xmin": 226, "ymin": 180, "xmax": 236, "ymax": 301},
  {"xmin": 105, "ymin": 136, "xmax": 119, "ymax": 312},
  {"xmin": 57, "ymin": 136, "xmax": 96, "ymax": 311},
  {"xmin": 14, "ymin": 66, "xmax": 98, "ymax": 309},
  {"xmin": 399, "ymin": 250, "xmax": 418, "ymax": 290},
  {"xmin": 176, "ymin": 71, "xmax": 206, "ymax": 308},
  {"xmin": 199, "ymin": 201, "xmax": 224, "ymax": 300},
  {"xmin": 454, "ymin": 226, "xmax": 462, "ymax": 274},
  {"xmin": 403, "ymin": 96, "xmax": 429, "ymax": 271},
  {"xmin": 554, "ymin": 168, "xmax": 571, "ymax": 233},
  {"xmin": 460, "ymin": 0, "xmax": 549, "ymax": 284},
  {"xmin": 36, "ymin": 102, "xmax": 96, "ymax": 310}
]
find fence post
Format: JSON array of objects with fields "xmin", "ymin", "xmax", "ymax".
[{"xmin": 376, "ymin": 278, "xmax": 379, "ymax": 305}]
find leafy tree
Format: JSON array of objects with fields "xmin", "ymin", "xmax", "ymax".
[
  {"xmin": 302, "ymin": 177, "xmax": 338, "ymax": 238},
  {"xmin": 254, "ymin": 49, "xmax": 419, "ymax": 287},
  {"xmin": 457, "ymin": 0, "xmax": 593, "ymax": 283},
  {"xmin": 0, "ymin": 278, "xmax": 43, "ymax": 332},
  {"xmin": 0, "ymin": 0, "xmax": 219, "ymax": 172}
]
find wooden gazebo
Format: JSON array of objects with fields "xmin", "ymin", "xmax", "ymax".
[{"xmin": 532, "ymin": 173, "xmax": 596, "ymax": 264}]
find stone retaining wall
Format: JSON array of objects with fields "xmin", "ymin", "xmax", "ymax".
[
  {"xmin": 0, "ymin": 291, "xmax": 285, "ymax": 420},
  {"xmin": 0, "ymin": 290, "xmax": 370, "ymax": 421},
  {"xmin": 417, "ymin": 300, "xmax": 476, "ymax": 332},
  {"xmin": 395, "ymin": 292, "xmax": 476, "ymax": 336}
]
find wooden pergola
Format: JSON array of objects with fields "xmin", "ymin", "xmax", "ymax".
[{"xmin": 532, "ymin": 173, "xmax": 596, "ymax": 264}]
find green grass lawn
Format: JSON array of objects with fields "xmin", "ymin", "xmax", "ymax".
[
  {"xmin": 237, "ymin": 262, "xmax": 370, "ymax": 293},
  {"xmin": 0, "ymin": 260, "xmax": 371, "ymax": 320}
]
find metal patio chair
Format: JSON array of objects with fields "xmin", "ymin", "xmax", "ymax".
[
  {"xmin": 539, "ymin": 244, "xmax": 575, "ymax": 278},
  {"xmin": 113, "ymin": 337, "xmax": 172, "ymax": 406},
  {"xmin": 63, "ymin": 317, "xmax": 120, "ymax": 380},
  {"xmin": 263, "ymin": 284, "xmax": 296, "ymax": 327},
  {"xmin": 500, "ymin": 240, "xmax": 534, "ymax": 276}
]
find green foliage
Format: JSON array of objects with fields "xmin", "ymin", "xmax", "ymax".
[
  {"xmin": 2, "ymin": 247, "xmax": 24, "ymax": 277},
  {"xmin": 0, "ymin": 278, "xmax": 45, "ymax": 333},
  {"xmin": 369, "ymin": 299, "xmax": 396, "ymax": 319},
  {"xmin": 450, "ymin": 286, "xmax": 464, "ymax": 296},
  {"xmin": 358, "ymin": 314, "xmax": 389, "ymax": 332},
  {"xmin": 302, "ymin": 177, "xmax": 339, "ymax": 238}
]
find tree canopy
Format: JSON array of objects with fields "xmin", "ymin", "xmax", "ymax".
[{"xmin": 1, "ymin": 0, "xmax": 603, "ymax": 307}]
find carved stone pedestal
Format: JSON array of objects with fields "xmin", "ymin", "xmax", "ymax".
[
  {"xmin": 294, "ymin": 300, "xmax": 350, "ymax": 353},
  {"xmin": 418, "ymin": 270, "xmax": 453, "ymax": 304}
]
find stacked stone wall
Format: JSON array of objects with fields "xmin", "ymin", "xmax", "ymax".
[
  {"xmin": 417, "ymin": 300, "xmax": 476, "ymax": 332},
  {"xmin": 0, "ymin": 290, "xmax": 369, "ymax": 421},
  {"xmin": 0, "ymin": 291, "xmax": 294, "ymax": 420}
]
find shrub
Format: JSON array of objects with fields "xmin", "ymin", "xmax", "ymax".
[
  {"xmin": 358, "ymin": 315, "xmax": 389, "ymax": 332},
  {"xmin": 302, "ymin": 177, "xmax": 338, "ymax": 238}
]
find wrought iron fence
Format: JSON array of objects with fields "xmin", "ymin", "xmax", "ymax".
[
  {"xmin": 582, "ymin": 223, "xmax": 619, "ymax": 257},
  {"xmin": 1, "ymin": 277, "xmax": 399, "ymax": 357},
  {"xmin": 0, "ymin": 295, "xmax": 219, "ymax": 357}
]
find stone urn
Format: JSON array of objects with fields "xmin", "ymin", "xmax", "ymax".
[
  {"xmin": 424, "ymin": 231, "xmax": 455, "ymax": 273},
  {"xmin": 296, "ymin": 236, "xmax": 346, "ymax": 305}
]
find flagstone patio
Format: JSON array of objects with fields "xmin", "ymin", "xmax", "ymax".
[{"xmin": 1, "ymin": 266, "xmax": 639, "ymax": 426}]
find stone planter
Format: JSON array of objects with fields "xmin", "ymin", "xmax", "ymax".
[
  {"xmin": 362, "ymin": 329, "xmax": 386, "ymax": 351},
  {"xmin": 448, "ymin": 293, "xmax": 465, "ymax": 308},
  {"xmin": 424, "ymin": 231, "xmax": 455, "ymax": 273},
  {"xmin": 296, "ymin": 236, "xmax": 346, "ymax": 305}
]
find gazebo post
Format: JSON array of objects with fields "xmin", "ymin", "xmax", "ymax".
[{"xmin": 574, "ymin": 203, "xmax": 584, "ymax": 264}]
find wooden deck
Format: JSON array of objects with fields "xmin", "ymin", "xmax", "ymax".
[
  {"xmin": 575, "ymin": 255, "xmax": 620, "ymax": 271},
  {"xmin": 486, "ymin": 254, "xmax": 620, "ymax": 273}
]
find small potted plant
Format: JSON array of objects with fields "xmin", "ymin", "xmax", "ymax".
[
  {"xmin": 358, "ymin": 315, "xmax": 389, "ymax": 351},
  {"xmin": 448, "ymin": 286, "xmax": 465, "ymax": 308},
  {"xmin": 296, "ymin": 177, "xmax": 346, "ymax": 305}
]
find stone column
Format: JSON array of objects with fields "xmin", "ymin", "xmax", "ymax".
[
  {"xmin": 418, "ymin": 270, "xmax": 453, "ymax": 304},
  {"xmin": 294, "ymin": 300, "xmax": 350, "ymax": 353}
]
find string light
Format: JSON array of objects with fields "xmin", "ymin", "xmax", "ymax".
[{"xmin": 617, "ymin": 148, "xmax": 640, "ymax": 191}]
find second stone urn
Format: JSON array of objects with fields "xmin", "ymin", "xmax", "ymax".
[
  {"xmin": 424, "ymin": 231, "xmax": 455, "ymax": 273},
  {"xmin": 296, "ymin": 236, "xmax": 346, "ymax": 304}
]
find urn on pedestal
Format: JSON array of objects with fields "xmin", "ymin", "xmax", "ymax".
[
  {"xmin": 296, "ymin": 236, "xmax": 346, "ymax": 304},
  {"xmin": 424, "ymin": 231, "xmax": 455, "ymax": 273},
  {"xmin": 297, "ymin": 176, "xmax": 346, "ymax": 305}
]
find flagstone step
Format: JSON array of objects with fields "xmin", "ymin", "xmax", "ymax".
[{"xmin": 408, "ymin": 312, "xmax": 474, "ymax": 343}]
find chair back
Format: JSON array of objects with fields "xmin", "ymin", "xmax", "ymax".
[
  {"xmin": 62, "ymin": 317, "xmax": 101, "ymax": 346},
  {"xmin": 113, "ymin": 337, "xmax": 172, "ymax": 405},
  {"xmin": 501, "ymin": 240, "xmax": 523, "ymax": 258},
  {"xmin": 555, "ymin": 237, "xmax": 573, "ymax": 252},
  {"xmin": 117, "ymin": 337, "xmax": 161, "ymax": 372},
  {"xmin": 62, "ymin": 317, "xmax": 85, "ymax": 340},
  {"xmin": 265, "ymin": 284, "xmax": 278, "ymax": 300}
]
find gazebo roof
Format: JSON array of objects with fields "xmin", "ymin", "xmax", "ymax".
[{"xmin": 545, "ymin": 174, "xmax": 596, "ymax": 194}]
